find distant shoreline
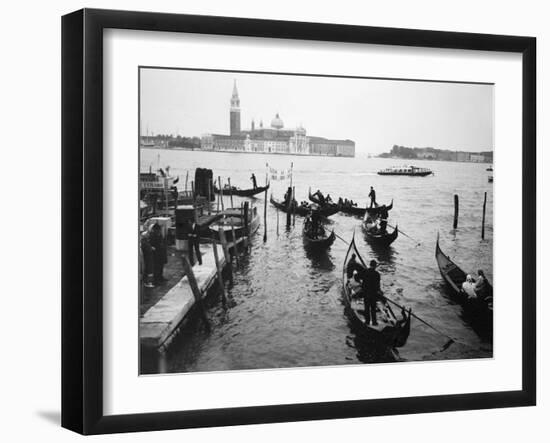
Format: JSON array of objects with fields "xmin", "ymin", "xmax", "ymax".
[{"xmin": 140, "ymin": 146, "xmax": 355, "ymax": 158}]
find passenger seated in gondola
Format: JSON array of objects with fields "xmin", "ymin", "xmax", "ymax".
[
  {"xmin": 462, "ymin": 275, "xmax": 477, "ymax": 299},
  {"xmin": 326, "ymin": 194, "xmax": 333, "ymax": 204},
  {"xmin": 338, "ymin": 197, "xmax": 343, "ymax": 206},
  {"xmin": 365, "ymin": 215, "xmax": 378, "ymax": 232}
]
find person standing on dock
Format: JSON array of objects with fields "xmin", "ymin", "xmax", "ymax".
[
  {"xmin": 360, "ymin": 260, "xmax": 381, "ymax": 326},
  {"xmin": 368, "ymin": 186, "xmax": 377, "ymax": 208},
  {"xmin": 187, "ymin": 221, "xmax": 202, "ymax": 266},
  {"xmin": 149, "ymin": 223, "xmax": 167, "ymax": 284},
  {"xmin": 250, "ymin": 173, "xmax": 258, "ymax": 189},
  {"xmin": 140, "ymin": 230, "xmax": 154, "ymax": 288}
]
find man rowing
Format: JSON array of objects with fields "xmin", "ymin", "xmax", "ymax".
[{"xmin": 368, "ymin": 186, "xmax": 377, "ymax": 208}]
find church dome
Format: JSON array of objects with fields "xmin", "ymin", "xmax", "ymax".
[{"xmin": 270, "ymin": 113, "xmax": 284, "ymax": 129}]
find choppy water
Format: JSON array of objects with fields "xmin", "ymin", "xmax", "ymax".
[{"xmin": 141, "ymin": 149, "xmax": 493, "ymax": 373}]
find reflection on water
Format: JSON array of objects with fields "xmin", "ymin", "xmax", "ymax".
[{"xmin": 140, "ymin": 150, "xmax": 493, "ymax": 373}]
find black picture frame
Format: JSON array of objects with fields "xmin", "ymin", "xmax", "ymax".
[{"xmin": 61, "ymin": 8, "xmax": 536, "ymax": 435}]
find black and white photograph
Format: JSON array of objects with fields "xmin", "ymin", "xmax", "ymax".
[{"xmin": 138, "ymin": 68, "xmax": 494, "ymax": 374}]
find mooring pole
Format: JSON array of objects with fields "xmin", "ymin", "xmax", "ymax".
[
  {"xmin": 212, "ymin": 241, "xmax": 226, "ymax": 306},
  {"xmin": 218, "ymin": 176, "xmax": 224, "ymax": 212},
  {"xmin": 181, "ymin": 255, "xmax": 210, "ymax": 330},
  {"xmin": 191, "ymin": 181, "xmax": 196, "ymax": 203},
  {"xmin": 453, "ymin": 194, "xmax": 459, "ymax": 229},
  {"xmin": 229, "ymin": 216, "xmax": 239, "ymax": 266},
  {"xmin": 218, "ymin": 227, "xmax": 233, "ymax": 284},
  {"xmin": 482, "ymin": 191, "xmax": 487, "ymax": 239},
  {"xmin": 263, "ymin": 186, "xmax": 268, "ymax": 242},
  {"xmin": 228, "ymin": 177, "xmax": 234, "ymax": 208},
  {"xmin": 185, "ymin": 170, "xmax": 189, "ymax": 192}
]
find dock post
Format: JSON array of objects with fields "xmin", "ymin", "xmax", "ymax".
[
  {"xmin": 218, "ymin": 227, "xmax": 233, "ymax": 284},
  {"xmin": 263, "ymin": 186, "xmax": 268, "ymax": 242},
  {"xmin": 181, "ymin": 255, "xmax": 210, "ymax": 330},
  {"xmin": 481, "ymin": 191, "xmax": 487, "ymax": 239},
  {"xmin": 453, "ymin": 194, "xmax": 459, "ymax": 229},
  {"xmin": 212, "ymin": 241, "xmax": 226, "ymax": 306},
  {"xmin": 218, "ymin": 176, "xmax": 224, "ymax": 211},
  {"xmin": 228, "ymin": 178, "xmax": 234, "ymax": 208},
  {"xmin": 185, "ymin": 170, "xmax": 189, "ymax": 192},
  {"xmin": 286, "ymin": 186, "xmax": 292, "ymax": 228},
  {"xmin": 229, "ymin": 216, "xmax": 240, "ymax": 266},
  {"xmin": 191, "ymin": 181, "xmax": 196, "ymax": 203}
]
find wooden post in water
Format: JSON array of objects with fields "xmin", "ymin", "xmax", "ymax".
[
  {"xmin": 212, "ymin": 241, "xmax": 226, "ymax": 306},
  {"xmin": 218, "ymin": 176, "xmax": 224, "ymax": 212},
  {"xmin": 181, "ymin": 255, "xmax": 210, "ymax": 330},
  {"xmin": 185, "ymin": 170, "xmax": 189, "ymax": 192},
  {"xmin": 453, "ymin": 194, "xmax": 459, "ymax": 229},
  {"xmin": 481, "ymin": 191, "xmax": 487, "ymax": 239},
  {"xmin": 191, "ymin": 181, "xmax": 195, "ymax": 203},
  {"xmin": 276, "ymin": 207, "xmax": 279, "ymax": 236},
  {"xmin": 263, "ymin": 186, "xmax": 268, "ymax": 242},
  {"xmin": 228, "ymin": 178, "xmax": 234, "ymax": 208},
  {"xmin": 218, "ymin": 227, "xmax": 233, "ymax": 285},
  {"xmin": 229, "ymin": 216, "xmax": 239, "ymax": 266}
]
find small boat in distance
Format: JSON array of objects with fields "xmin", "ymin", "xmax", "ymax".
[
  {"xmin": 486, "ymin": 165, "xmax": 493, "ymax": 171},
  {"xmin": 377, "ymin": 165, "xmax": 433, "ymax": 176}
]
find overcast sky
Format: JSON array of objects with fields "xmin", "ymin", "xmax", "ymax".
[{"xmin": 140, "ymin": 68, "xmax": 493, "ymax": 154}]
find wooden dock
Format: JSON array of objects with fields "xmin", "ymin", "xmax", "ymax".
[{"xmin": 140, "ymin": 242, "xmax": 226, "ymax": 349}]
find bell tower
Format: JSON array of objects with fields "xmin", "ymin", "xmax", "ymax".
[{"xmin": 230, "ymin": 80, "xmax": 241, "ymax": 135}]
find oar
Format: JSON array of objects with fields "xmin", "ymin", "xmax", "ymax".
[
  {"xmin": 334, "ymin": 232, "xmax": 350, "ymax": 245},
  {"xmin": 387, "ymin": 223, "xmax": 421, "ymax": 246},
  {"xmin": 378, "ymin": 293, "xmax": 459, "ymax": 349}
]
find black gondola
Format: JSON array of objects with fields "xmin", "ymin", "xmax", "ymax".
[
  {"xmin": 308, "ymin": 187, "xmax": 340, "ymax": 210},
  {"xmin": 214, "ymin": 183, "xmax": 269, "ymax": 197},
  {"xmin": 342, "ymin": 235, "xmax": 411, "ymax": 348},
  {"xmin": 362, "ymin": 212, "xmax": 398, "ymax": 247},
  {"xmin": 270, "ymin": 195, "xmax": 339, "ymax": 217},
  {"xmin": 302, "ymin": 219, "xmax": 335, "ymax": 250},
  {"xmin": 435, "ymin": 233, "xmax": 493, "ymax": 324}
]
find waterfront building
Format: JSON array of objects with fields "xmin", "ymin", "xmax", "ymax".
[{"xmin": 201, "ymin": 81, "xmax": 355, "ymax": 157}]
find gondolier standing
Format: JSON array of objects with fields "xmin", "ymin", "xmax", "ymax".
[
  {"xmin": 368, "ymin": 186, "xmax": 377, "ymax": 208},
  {"xmin": 250, "ymin": 173, "xmax": 257, "ymax": 189},
  {"xmin": 360, "ymin": 259, "xmax": 381, "ymax": 326},
  {"xmin": 184, "ymin": 219, "xmax": 202, "ymax": 266}
]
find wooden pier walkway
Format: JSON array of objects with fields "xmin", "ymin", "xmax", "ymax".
[{"xmin": 140, "ymin": 242, "xmax": 226, "ymax": 349}]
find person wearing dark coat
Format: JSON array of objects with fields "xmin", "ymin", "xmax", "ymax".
[
  {"xmin": 187, "ymin": 221, "xmax": 202, "ymax": 266},
  {"xmin": 359, "ymin": 259, "xmax": 381, "ymax": 325},
  {"xmin": 250, "ymin": 173, "xmax": 258, "ymax": 189},
  {"xmin": 149, "ymin": 223, "xmax": 167, "ymax": 284},
  {"xmin": 140, "ymin": 231, "xmax": 154, "ymax": 288},
  {"xmin": 368, "ymin": 186, "xmax": 377, "ymax": 208}
]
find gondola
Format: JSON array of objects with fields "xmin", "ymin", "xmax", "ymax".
[
  {"xmin": 342, "ymin": 235, "xmax": 411, "ymax": 348},
  {"xmin": 362, "ymin": 213, "xmax": 398, "ymax": 247},
  {"xmin": 270, "ymin": 195, "xmax": 340, "ymax": 217},
  {"xmin": 435, "ymin": 233, "xmax": 493, "ymax": 322},
  {"xmin": 214, "ymin": 183, "xmax": 270, "ymax": 197},
  {"xmin": 302, "ymin": 220, "xmax": 336, "ymax": 250}
]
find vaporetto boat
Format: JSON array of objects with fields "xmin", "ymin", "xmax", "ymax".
[{"xmin": 377, "ymin": 165, "xmax": 433, "ymax": 176}]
